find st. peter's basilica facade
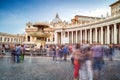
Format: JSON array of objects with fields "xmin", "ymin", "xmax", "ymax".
[{"xmin": 25, "ymin": 0, "xmax": 120, "ymax": 47}]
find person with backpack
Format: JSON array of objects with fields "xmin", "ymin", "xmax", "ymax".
[
  {"xmin": 16, "ymin": 44, "xmax": 21, "ymax": 63},
  {"xmin": 63, "ymin": 45, "xmax": 69, "ymax": 61}
]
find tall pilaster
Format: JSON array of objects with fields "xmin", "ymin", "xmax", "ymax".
[
  {"xmin": 99, "ymin": 29, "xmax": 101, "ymax": 43},
  {"xmin": 61, "ymin": 32, "xmax": 63, "ymax": 44},
  {"xmin": 80, "ymin": 30, "xmax": 82, "ymax": 44},
  {"xmin": 54, "ymin": 32, "xmax": 57, "ymax": 44},
  {"xmin": 63, "ymin": 31, "xmax": 66, "ymax": 44},
  {"xmin": 72, "ymin": 31, "xmax": 73, "ymax": 44},
  {"xmin": 114, "ymin": 24, "xmax": 117, "ymax": 44},
  {"xmin": 90, "ymin": 28, "xmax": 92, "ymax": 44},
  {"xmin": 9, "ymin": 38, "xmax": 11, "ymax": 43},
  {"xmin": 76, "ymin": 30, "xmax": 78, "ymax": 43},
  {"xmin": 101, "ymin": 27, "xmax": 103, "ymax": 44},
  {"xmin": 107, "ymin": 25, "xmax": 110, "ymax": 44},
  {"xmin": 2, "ymin": 36, "xmax": 4, "ymax": 42},
  {"xmin": 68, "ymin": 31, "xmax": 69, "ymax": 44},
  {"xmin": 112, "ymin": 26, "xmax": 114, "ymax": 43},
  {"xmin": 85, "ymin": 29, "xmax": 87, "ymax": 42},
  {"xmin": 105, "ymin": 27, "xmax": 107, "ymax": 44},
  {"xmin": 95, "ymin": 28, "xmax": 98, "ymax": 43}
]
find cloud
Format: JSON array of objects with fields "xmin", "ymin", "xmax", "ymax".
[
  {"xmin": 18, "ymin": 28, "xmax": 25, "ymax": 34},
  {"xmin": 73, "ymin": 7, "xmax": 111, "ymax": 17}
]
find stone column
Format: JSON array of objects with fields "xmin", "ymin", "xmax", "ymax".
[
  {"xmin": 76, "ymin": 30, "xmax": 78, "ymax": 43},
  {"xmin": 2, "ymin": 36, "xmax": 4, "ymax": 42},
  {"xmin": 63, "ymin": 31, "xmax": 66, "ymax": 43},
  {"xmin": 61, "ymin": 32, "xmax": 63, "ymax": 44},
  {"xmin": 95, "ymin": 28, "xmax": 98, "ymax": 43},
  {"xmin": 72, "ymin": 31, "xmax": 73, "ymax": 44},
  {"xmin": 80, "ymin": 30, "xmax": 82, "ymax": 44},
  {"xmin": 119, "ymin": 24, "xmax": 120, "ymax": 44},
  {"xmin": 101, "ymin": 27, "xmax": 103, "ymax": 44},
  {"xmin": 85, "ymin": 29, "xmax": 87, "ymax": 43},
  {"xmin": 68, "ymin": 31, "xmax": 69, "ymax": 44},
  {"xmin": 114, "ymin": 24, "xmax": 117, "ymax": 44},
  {"xmin": 104, "ymin": 27, "xmax": 107, "ymax": 44},
  {"xmin": 90, "ymin": 28, "xmax": 92, "ymax": 44},
  {"xmin": 107, "ymin": 25, "xmax": 110, "ymax": 44},
  {"xmin": 98, "ymin": 29, "xmax": 101, "ymax": 43},
  {"xmin": 54, "ymin": 32, "xmax": 57, "ymax": 44},
  {"xmin": 112, "ymin": 26, "xmax": 114, "ymax": 43}
]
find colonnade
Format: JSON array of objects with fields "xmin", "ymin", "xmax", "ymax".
[{"xmin": 55, "ymin": 22, "xmax": 120, "ymax": 45}]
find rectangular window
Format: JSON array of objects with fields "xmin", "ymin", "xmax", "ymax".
[{"xmin": 4, "ymin": 38, "xmax": 6, "ymax": 42}]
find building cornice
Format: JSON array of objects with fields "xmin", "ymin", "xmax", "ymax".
[
  {"xmin": 110, "ymin": 0, "xmax": 120, "ymax": 6},
  {"xmin": 54, "ymin": 14, "xmax": 120, "ymax": 32}
]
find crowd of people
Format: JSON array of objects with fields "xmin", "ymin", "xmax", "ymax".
[
  {"xmin": 70, "ymin": 43, "xmax": 117, "ymax": 80},
  {"xmin": 45, "ymin": 43, "xmax": 119, "ymax": 80},
  {"xmin": 0, "ymin": 43, "xmax": 120, "ymax": 80},
  {"xmin": 10, "ymin": 44, "xmax": 25, "ymax": 63}
]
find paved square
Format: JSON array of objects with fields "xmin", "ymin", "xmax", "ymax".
[{"xmin": 0, "ymin": 50, "xmax": 120, "ymax": 80}]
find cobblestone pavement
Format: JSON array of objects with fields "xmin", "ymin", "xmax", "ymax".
[
  {"xmin": 0, "ymin": 49, "xmax": 120, "ymax": 80},
  {"xmin": 0, "ymin": 56, "xmax": 73, "ymax": 80}
]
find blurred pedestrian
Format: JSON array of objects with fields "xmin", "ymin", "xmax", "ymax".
[
  {"xmin": 16, "ymin": 44, "xmax": 21, "ymax": 63},
  {"xmin": 85, "ymin": 47, "xmax": 93, "ymax": 80},
  {"xmin": 109, "ymin": 44, "xmax": 114, "ymax": 61},
  {"xmin": 91, "ymin": 43, "xmax": 104, "ymax": 80},
  {"xmin": 72, "ymin": 44, "xmax": 81, "ymax": 80},
  {"xmin": 63, "ymin": 45, "xmax": 69, "ymax": 61},
  {"xmin": 20, "ymin": 45, "xmax": 25, "ymax": 62},
  {"xmin": 10, "ymin": 45, "xmax": 16, "ymax": 62}
]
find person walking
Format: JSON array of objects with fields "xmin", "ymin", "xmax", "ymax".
[
  {"xmin": 91, "ymin": 43, "xmax": 104, "ymax": 80},
  {"xmin": 85, "ymin": 46, "xmax": 93, "ymax": 80},
  {"xmin": 52, "ymin": 47, "xmax": 57, "ymax": 61},
  {"xmin": 72, "ymin": 44, "xmax": 81, "ymax": 80},
  {"xmin": 109, "ymin": 44, "xmax": 115, "ymax": 61},
  {"xmin": 63, "ymin": 45, "xmax": 69, "ymax": 61},
  {"xmin": 20, "ymin": 45, "xmax": 25, "ymax": 62},
  {"xmin": 16, "ymin": 44, "xmax": 21, "ymax": 63},
  {"xmin": 79, "ymin": 44, "xmax": 88, "ymax": 80},
  {"xmin": 58, "ymin": 45, "xmax": 64, "ymax": 61},
  {"xmin": 10, "ymin": 45, "xmax": 16, "ymax": 62}
]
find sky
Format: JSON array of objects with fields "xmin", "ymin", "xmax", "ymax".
[{"xmin": 0, "ymin": 0, "xmax": 116, "ymax": 34}]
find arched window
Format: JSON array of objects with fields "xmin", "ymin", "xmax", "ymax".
[
  {"xmin": 53, "ymin": 38, "xmax": 54, "ymax": 41},
  {"xmin": 28, "ymin": 26, "xmax": 30, "ymax": 28},
  {"xmin": 28, "ymin": 36, "xmax": 30, "ymax": 42}
]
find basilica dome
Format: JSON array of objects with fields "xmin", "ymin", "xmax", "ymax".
[{"xmin": 51, "ymin": 13, "xmax": 62, "ymax": 23}]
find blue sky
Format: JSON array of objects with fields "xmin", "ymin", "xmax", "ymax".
[{"xmin": 0, "ymin": 0, "xmax": 116, "ymax": 34}]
